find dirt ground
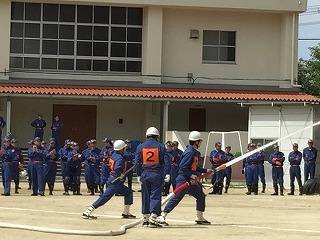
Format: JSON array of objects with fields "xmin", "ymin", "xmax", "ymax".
[{"xmin": 1, "ymin": 182, "xmax": 320, "ymax": 240}]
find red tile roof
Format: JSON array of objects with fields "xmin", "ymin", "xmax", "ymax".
[{"xmin": 0, "ymin": 83, "xmax": 319, "ymax": 102}]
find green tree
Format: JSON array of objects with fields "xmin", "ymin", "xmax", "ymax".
[{"xmin": 298, "ymin": 43, "xmax": 320, "ymax": 96}]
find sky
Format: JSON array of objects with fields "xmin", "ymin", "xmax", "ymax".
[{"xmin": 298, "ymin": 0, "xmax": 320, "ymax": 59}]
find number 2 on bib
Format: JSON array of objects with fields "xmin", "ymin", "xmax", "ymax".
[{"xmin": 142, "ymin": 148, "xmax": 160, "ymax": 165}]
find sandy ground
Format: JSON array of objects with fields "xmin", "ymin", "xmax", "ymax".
[{"xmin": 0, "ymin": 182, "xmax": 320, "ymax": 240}]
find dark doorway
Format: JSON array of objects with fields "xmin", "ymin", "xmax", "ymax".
[
  {"xmin": 53, "ymin": 104, "xmax": 97, "ymax": 150},
  {"xmin": 189, "ymin": 108, "xmax": 206, "ymax": 131}
]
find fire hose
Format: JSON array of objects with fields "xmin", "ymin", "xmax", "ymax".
[{"xmin": 0, "ymin": 121, "xmax": 319, "ymax": 235}]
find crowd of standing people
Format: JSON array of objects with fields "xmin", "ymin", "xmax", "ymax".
[{"xmin": 0, "ymin": 112, "xmax": 319, "ymax": 227}]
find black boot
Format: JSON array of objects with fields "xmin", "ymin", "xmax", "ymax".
[
  {"xmin": 246, "ymin": 186, "xmax": 251, "ymax": 195},
  {"xmin": 28, "ymin": 181, "xmax": 32, "ymax": 190},
  {"xmin": 271, "ymin": 184, "xmax": 278, "ymax": 196},
  {"xmin": 95, "ymin": 184, "xmax": 99, "ymax": 193},
  {"xmin": 63, "ymin": 183, "xmax": 69, "ymax": 195},
  {"xmin": 73, "ymin": 184, "xmax": 77, "ymax": 195},
  {"xmin": 253, "ymin": 184, "xmax": 258, "ymax": 195},
  {"xmin": 224, "ymin": 184, "xmax": 229, "ymax": 194},
  {"xmin": 48, "ymin": 183, "xmax": 53, "ymax": 195},
  {"xmin": 299, "ymin": 186, "xmax": 303, "ymax": 196},
  {"xmin": 280, "ymin": 186, "xmax": 284, "ymax": 196},
  {"xmin": 14, "ymin": 181, "xmax": 19, "ymax": 194},
  {"xmin": 218, "ymin": 183, "xmax": 223, "ymax": 195},
  {"xmin": 90, "ymin": 185, "xmax": 95, "ymax": 195},
  {"xmin": 287, "ymin": 185, "xmax": 294, "ymax": 195},
  {"xmin": 261, "ymin": 184, "xmax": 266, "ymax": 193},
  {"xmin": 77, "ymin": 184, "xmax": 82, "ymax": 195}
]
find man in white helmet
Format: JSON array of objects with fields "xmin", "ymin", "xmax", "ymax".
[
  {"xmin": 159, "ymin": 131, "xmax": 213, "ymax": 225},
  {"xmin": 82, "ymin": 140, "xmax": 136, "ymax": 219},
  {"xmin": 135, "ymin": 127, "xmax": 170, "ymax": 227}
]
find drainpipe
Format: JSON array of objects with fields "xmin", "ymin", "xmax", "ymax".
[
  {"xmin": 291, "ymin": 12, "xmax": 301, "ymax": 87},
  {"xmin": 6, "ymin": 97, "xmax": 11, "ymax": 136},
  {"xmin": 162, "ymin": 101, "xmax": 170, "ymax": 143}
]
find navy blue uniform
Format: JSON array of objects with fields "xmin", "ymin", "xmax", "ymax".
[
  {"xmin": 59, "ymin": 146, "xmax": 73, "ymax": 193},
  {"xmin": 66, "ymin": 151, "xmax": 82, "ymax": 194},
  {"xmin": 170, "ymin": 148, "xmax": 183, "ymax": 189},
  {"xmin": 123, "ymin": 147, "xmax": 135, "ymax": 189},
  {"xmin": 209, "ymin": 149, "xmax": 226, "ymax": 194},
  {"xmin": 135, "ymin": 138, "xmax": 169, "ymax": 216},
  {"xmin": 0, "ymin": 116, "xmax": 6, "ymax": 144},
  {"xmin": 257, "ymin": 150, "xmax": 266, "ymax": 186},
  {"xmin": 92, "ymin": 151, "xmax": 133, "ymax": 208},
  {"xmin": 268, "ymin": 152, "xmax": 285, "ymax": 186},
  {"xmin": 1, "ymin": 144, "xmax": 14, "ymax": 194},
  {"xmin": 51, "ymin": 120, "xmax": 63, "ymax": 150},
  {"xmin": 44, "ymin": 145, "xmax": 58, "ymax": 194},
  {"xmin": 99, "ymin": 146, "xmax": 113, "ymax": 190},
  {"xmin": 224, "ymin": 152, "xmax": 234, "ymax": 192},
  {"xmin": 245, "ymin": 152, "xmax": 260, "ymax": 193},
  {"xmin": 84, "ymin": 147, "xmax": 101, "ymax": 194},
  {"xmin": 12, "ymin": 145, "xmax": 24, "ymax": 193},
  {"xmin": 31, "ymin": 119, "xmax": 47, "ymax": 140},
  {"xmin": 288, "ymin": 150, "xmax": 303, "ymax": 193},
  {"xmin": 28, "ymin": 146, "xmax": 47, "ymax": 195},
  {"xmin": 164, "ymin": 145, "xmax": 207, "ymax": 213},
  {"xmin": 303, "ymin": 147, "xmax": 317, "ymax": 182}
]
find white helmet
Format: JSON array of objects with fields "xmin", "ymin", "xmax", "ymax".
[
  {"xmin": 113, "ymin": 140, "xmax": 126, "ymax": 151},
  {"xmin": 146, "ymin": 127, "xmax": 160, "ymax": 137},
  {"xmin": 188, "ymin": 131, "xmax": 202, "ymax": 141}
]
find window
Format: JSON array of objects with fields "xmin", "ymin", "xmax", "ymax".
[
  {"xmin": 202, "ymin": 30, "xmax": 236, "ymax": 64},
  {"xmin": 10, "ymin": 2, "xmax": 143, "ymax": 73}
]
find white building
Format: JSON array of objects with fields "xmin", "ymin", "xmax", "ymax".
[{"xmin": 0, "ymin": 0, "xmax": 319, "ymax": 183}]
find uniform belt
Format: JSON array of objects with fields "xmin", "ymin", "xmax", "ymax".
[
  {"xmin": 47, "ymin": 160, "xmax": 56, "ymax": 162},
  {"xmin": 144, "ymin": 168, "xmax": 160, "ymax": 172},
  {"xmin": 89, "ymin": 163, "xmax": 98, "ymax": 166},
  {"xmin": 305, "ymin": 160, "xmax": 315, "ymax": 163},
  {"xmin": 32, "ymin": 160, "xmax": 43, "ymax": 163},
  {"xmin": 272, "ymin": 166, "xmax": 282, "ymax": 168},
  {"xmin": 12, "ymin": 161, "xmax": 19, "ymax": 163},
  {"xmin": 248, "ymin": 164, "xmax": 258, "ymax": 166},
  {"xmin": 36, "ymin": 128, "xmax": 43, "ymax": 129},
  {"xmin": 290, "ymin": 164, "xmax": 300, "ymax": 166},
  {"xmin": 3, "ymin": 161, "xmax": 13, "ymax": 163}
]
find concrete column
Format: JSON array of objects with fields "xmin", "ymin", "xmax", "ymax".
[
  {"xmin": 142, "ymin": 6, "xmax": 163, "ymax": 84},
  {"xmin": 0, "ymin": 0, "xmax": 10, "ymax": 80},
  {"xmin": 6, "ymin": 97, "xmax": 11, "ymax": 136},
  {"xmin": 279, "ymin": 13, "xmax": 298, "ymax": 87},
  {"xmin": 162, "ymin": 101, "xmax": 170, "ymax": 142}
]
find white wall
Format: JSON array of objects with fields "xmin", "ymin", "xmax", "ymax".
[{"xmin": 250, "ymin": 105, "xmax": 315, "ymax": 187}]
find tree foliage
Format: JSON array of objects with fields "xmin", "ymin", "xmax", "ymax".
[{"xmin": 298, "ymin": 43, "xmax": 320, "ymax": 96}]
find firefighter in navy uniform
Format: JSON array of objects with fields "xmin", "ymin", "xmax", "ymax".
[
  {"xmin": 257, "ymin": 143, "xmax": 267, "ymax": 193},
  {"xmin": 99, "ymin": 138, "xmax": 113, "ymax": 194},
  {"xmin": 268, "ymin": 144, "xmax": 285, "ymax": 196},
  {"xmin": 67, "ymin": 148, "xmax": 83, "ymax": 195},
  {"xmin": 83, "ymin": 139, "xmax": 101, "ymax": 195},
  {"xmin": 59, "ymin": 139, "xmax": 73, "ymax": 195},
  {"xmin": 123, "ymin": 139, "xmax": 135, "ymax": 191},
  {"xmin": 31, "ymin": 113, "xmax": 47, "ymax": 140},
  {"xmin": 171, "ymin": 141, "xmax": 183, "ymax": 190},
  {"xmin": 288, "ymin": 143, "xmax": 303, "ymax": 195},
  {"xmin": 135, "ymin": 127, "xmax": 170, "ymax": 227},
  {"xmin": 303, "ymin": 139, "xmax": 317, "ymax": 182},
  {"xmin": 28, "ymin": 137, "xmax": 47, "ymax": 196},
  {"xmin": 224, "ymin": 145, "xmax": 234, "ymax": 194},
  {"xmin": 159, "ymin": 131, "xmax": 213, "ymax": 226},
  {"xmin": 44, "ymin": 139, "xmax": 58, "ymax": 195},
  {"xmin": 11, "ymin": 138, "xmax": 24, "ymax": 194},
  {"xmin": 1, "ymin": 137, "xmax": 14, "ymax": 196},
  {"xmin": 244, "ymin": 143, "xmax": 260, "ymax": 195},
  {"xmin": 162, "ymin": 141, "xmax": 174, "ymax": 196},
  {"xmin": 209, "ymin": 142, "xmax": 226, "ymax": 195},
  {"xmin": 82, "ymin": 140, "xmax": 136, "ymax": 220}
]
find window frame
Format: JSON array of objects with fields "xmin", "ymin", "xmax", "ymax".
[
  {"xmin": 10, "ymin": 2, "xmax": 143, "ymax": 73},
  {"xmin": 202, "ymin": 30, "xmax": 237, "ymax": 65}
]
